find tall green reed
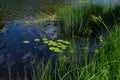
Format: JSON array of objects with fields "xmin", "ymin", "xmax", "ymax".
[{"xmin": 56, "ymin": 4, "xmax": 120, "ymax": 37}]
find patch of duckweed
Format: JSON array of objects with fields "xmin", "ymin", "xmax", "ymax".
[{"xmin": 43, "ymin": 38, "xmax": 71, "ymax": 53}]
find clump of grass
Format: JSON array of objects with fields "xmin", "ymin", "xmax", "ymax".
[
  {"xmin": 56, "ymin": 4, "xmax": 120, "ymax": 37},
  {"xmin": 100, "ymin": 24, "xmax": 120, "ymax": 80}
]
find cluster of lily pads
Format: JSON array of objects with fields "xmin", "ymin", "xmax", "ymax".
[
  {"xmin": 23, "ymin": 38, "xmax": 71, "ymax": 53},
  {"xmin": 42, "ymin": 38, "xmax": 71, "ymax": 53}
]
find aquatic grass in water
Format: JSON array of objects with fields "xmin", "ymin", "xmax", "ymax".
[
  {"xmin": 100, "ymin": 25, "xmax": 120, "ymax": 79},
  {"xmin": 56, "ymin": 4, "xmax": 120, "ymax": 37}
]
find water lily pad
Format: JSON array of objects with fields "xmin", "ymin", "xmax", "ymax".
[
  {"xmin": 44, "ymin": 41, "xmax": 49, "ymax": 44},
  {"xmin": 61, "ymin": 45, "xmax": 67, "ymax": 50},
  {"xmin": 57, "ymin": 39, "xmax": 64, "ymax": 43},
  {"xmin": 42, "ymin": 38, "xmax": 48, "ymax": 41},
  {"xmin": 48, "ymin": 43, "xmax": 53, "ymax": 46},
  {"xmin": 57, "ymin": 43, "xmax": 62, "ymax": 45},
  {"xmin": 54, "ymin": 48, "xmax": 63, "ymax": 53},
  {"xmin": 48, "ymin": 41, "xmax": 58, "ymax": 46},
  {"xmin": 34, "ymin": 38, "xmax": 40, "ymax": 42},
  {"xmin": 23, "ymin": 40, "xmax": 30, "ymax": 44},
  {"xmin": 49, "ymin": 47, "xmax": 55, "ymax": 51},
  {"xmin": 63, "ymin": 41, "xmax": 71, "ymax": 45}
]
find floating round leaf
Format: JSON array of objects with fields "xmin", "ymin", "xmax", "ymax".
[
  {"xmin": 23, "ymin": 40, "xmax": 30, "ymax": 44},
  {"xmin": 61, "ymin": 46, "xmax": 67, "ymax": 50},
  {"xmin": 44, "ymin": 41, "xmax": 49, "ymax": 44},
  {"xmin": 42, "ymin": 38, "xmax": 48, "ymax": 41},
  {"xmin": 49, "ymin": 47, "xmax": 55, "ymax": 51},
  {"xmin": 52, "ymin": 42, "xmax": 58, "ymax": 46},
  {"xmin": 57, "ymin": 43, "xmax": 62, "ymax": 45},
  {"xmin": 49, "ymin": 40, "xmax": 54, "ymax": 43},
  {"xmin": 54, "ymin": 48, "xmax": 63, "ymax": 53},
  {"xmin": 57, "ymin": 45, "xmax": 62, "ymax": 48},
  {"xmin": 34, "ymin": 38, "xmax": 40, "ymax": 42},
  {"xmin": 57, "ymin": 39, "xmax": 64, "ymax": 43},
  {"xmin": 48, "ymin": 41, "xmax": 57, "ymax": 46},
  {"xmin": 63, "ymin": 41, "xmax": 71, "ymax": 45},
  {"xmin": 48, "ymin": 43, "xmax": 53, "ymax": 46}
]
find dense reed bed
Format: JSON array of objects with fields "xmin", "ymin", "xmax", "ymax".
[{"xmin": 56, "ymin": 4, "xmax": 120, "ymax": 37}]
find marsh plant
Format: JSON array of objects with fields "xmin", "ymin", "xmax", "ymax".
[{"xmin": 56, "ymin": 4, "xmax": 120, "ymax": 37}]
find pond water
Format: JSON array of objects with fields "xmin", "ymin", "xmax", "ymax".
[{"xmin": 0, "ymin": 0, "xmax": 119, "ymax": 80}]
